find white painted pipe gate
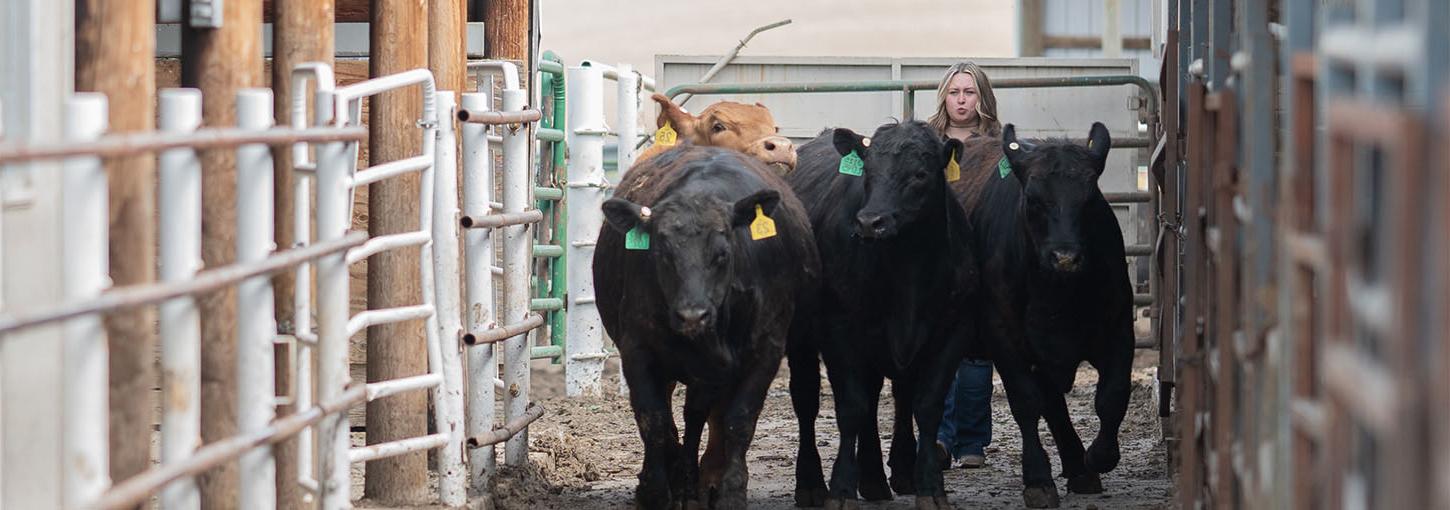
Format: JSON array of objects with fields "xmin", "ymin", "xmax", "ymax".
[{"xmin": 0, "ymin": 63, "xmax": 546, "ymax": 508}]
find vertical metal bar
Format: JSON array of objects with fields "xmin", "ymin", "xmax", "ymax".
[
  {"xmin": 314, "ymin": 88, "xmax": 353, "ymax": 510},
  {"xmin": 236, "ymin": 88, "xmax": 278, "ymax": 509},
  {"xmin": 291, "ymin": 64, "xmax": 334, "ymax": 495},
  {"xmin": 461, "ymin": 90, "xmax": 498, "ymax": 490},
  {"xmin": 501, "ymin": 87, "xmax": 533, "ymax": 464},
  {"xmin": 1179, "ymin": 81, "xmax": 1209, "ymax": 509},
  {"xmin": 615, "ymin": 63, "xmax": 639, "ymax": 173},
  {"xmin": 157, "ymin": 88, "xmax": 203, "ymax": 510},
  {"xmin": 429, "ymin": 91, "xmax": 468, "ymax": 506},
  {"xmin": 1104, "ymin": 0, "xmax": 1124, "ymax": 57},
  {"xmin": 1211, "ymin": 91, "xmax": 1239, "ymax": 507},
  {"xmin": 61, "ymin": 92, "xmax": 110, "ymax": 507},
  {"xmin": 1207, "ymin": 0, "xmax": 1232, "ymax": 88},
  {"xmin": 564, "ymin": 66, "xmax": 606, "ymax": 398}
]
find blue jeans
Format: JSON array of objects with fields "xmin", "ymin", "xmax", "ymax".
[{"xmin": 937, "ymin": 358, "xmax": 993, "ymax": 458}]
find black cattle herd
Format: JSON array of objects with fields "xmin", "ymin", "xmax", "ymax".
[{"xmin": 593, "ymin": 109, "xmax": 1136, "ymax": 510}]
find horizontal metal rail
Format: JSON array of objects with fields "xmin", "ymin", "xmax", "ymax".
[
  {"xmin": 364, "ymin": 373, "xmax": 443, "ymax": 402},
  {"xmin": 1105, "ymin": 191, "xmax": 1152, "ymax": 203},
  {"xmin": 346, "ymin": 304, "xmax": 435, "ymax": 337},
  {"xmin": 536, "ymin": 128, "xmax": 565, "ymax": 143},
  {"xmin": 0, "ymin": 232, "xmax": 368, "ymax": 335},
  {"xmin": 345, "ymin": 231, "xmax": 431, "ymax": 265},
  {"xmin": 0, "ymin": 126, "xmax": 367, "ymax": 165},
  {"xmin": 348, "ymin": 433, "xmax": 451, "ymax": 464},
  {"xmin": 352, "ymin": 154, "xmax": 433, "ymax": 187},
  {"xmin": 460, "ymin": 210, "xmax": 544, "ymax": 229},
  {"xmin": 457, "ymin": 108, "xmax": 543, "ymax": 125},
  {"xmin": 538, "ymin": 60, "xmax": 565, "ymax": 76},
  {"xmin": 463, "ymin": 313, "xmax": 545, "ymax": 346},
  {"xmin": 532, "ymin": 345, "xmax": 564, "ymax": 360},
  {"xmin": 91, "ymin": 384, "xmax": 369, "ymax": 510},
  {"xmin": 530, "ymin": 298, "xmax": 563, "ymax": 311},
  {"xmin": 465, "ymin": 402, "xmax": 545, "ymax": 449},
  {"xmin": 664, "ymin": 74, "xmax": 1160, "ymax": 125},
  {"xmin": 579, "ymin": 60, "xmax": 659, "ymax": 91},
  {"xmin": 1126, "ymin": 244, "xmax": 1153, "ymax": 256}
]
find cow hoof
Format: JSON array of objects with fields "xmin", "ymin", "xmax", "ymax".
[
  {"xmin": 1067, "ymin": 472, "xmax": 1103, "ymax": 494},
  {"xmin": 1022, "ymin": 486, "xmax": 1061, "ymax": 508},
  {"xmin": 1086, "ymin": 442, "xmax": 1121, "ymax": 473},
  {"xmin": 889, "ymin": 474, "xmax": 916, "ymax": 496},
  {"xmin": 635, "ymin": 484, "xmax": 672, "ymax": 510},
  {"xmin": 794, "ymin": 484, "xmax": 828, "ymax": 507},
  {"xmin": 860, "ymin": 477, "xmax": 893, "ymax": 501},
  {"xmin": 823, "ymin": 497, "xmax": 861, "ymax": 510},
  {"xmin": 914, "ymin": 494, "xmax": 953, "ymax": 510}
]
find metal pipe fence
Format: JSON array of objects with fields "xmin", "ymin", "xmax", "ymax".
[{"xmin": 0, "ymin": 63, "xmax": 549, "ymax": 509}]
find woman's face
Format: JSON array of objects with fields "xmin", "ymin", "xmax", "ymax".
[{"xmin": 945, "ymin": 72, "xmax": 980, "ymax": 124}]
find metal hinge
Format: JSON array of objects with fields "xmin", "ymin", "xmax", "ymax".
[{"xmin": 190, "ymin": 0, "xmax": 223, "ymax": 28}]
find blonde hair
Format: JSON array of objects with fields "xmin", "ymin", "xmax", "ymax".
[{"xmin": 926, "ymin": 61, "xmax": 1002, "ymax": 139}]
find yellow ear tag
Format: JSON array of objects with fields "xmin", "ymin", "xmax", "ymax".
[
  {"xmin": 750, "ymin": 204, "xmax": 777, "ymax": 241},
  {"xmin": 945, "ymin": 150, "xmax": 961, "ymax": 182},
  {"xmin": 655, "ymin": 121, "xmax": 678, "ymax": 146}
]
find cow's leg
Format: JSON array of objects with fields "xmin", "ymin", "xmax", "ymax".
[
  {"xmin": 623, "ymin": 352, "xmax": 681, "ymax": 510},
  {"xmin": 909, "ymin": 360, "xmax": 957, "ymax": 510},
  {"xmin": 823, "ymin": 363, "xmax": 872, "ymax": 509},
  {"xmin": 887, "ymin": 378, "xmax": 917, "ymax": 496},
  {"xmin": 679, "ymin": 384, "xmax": 714, "ymax": 508},
  {"xmin": 1086, "ymin": 323, "xmax": 1133, "ymax": 475},
  {"xmin": 789, "ymin": 337, "xmax": 828, "ymax": 507},
  {"xmin": 997, "ymin": 363, "xmax": 1060, "ymax": 508},
  {"xmin": 710, "ymin": 347, "xmax": 783, "ymax": 510},
  {"xmin": 1037, "ymin": 370, "xmax": 1098, "ymax": 494},
  {"xmin": 856, "ymin": 376, "xmax": 892, "ymax": 501}
]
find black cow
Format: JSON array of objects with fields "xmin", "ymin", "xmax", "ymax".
[
  {"xmin": 786, "ymin": 121, "xmax": 978, "ymax": 510},
  {"xmin": 594, "ymin": 144, "xmax": 821, "ymax": 510},
  {"xmin": 951, "ymin": 123, "xmax": 1135, "ymax": 508}
]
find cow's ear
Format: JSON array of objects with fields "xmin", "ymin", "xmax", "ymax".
[
  {"xmin": 731, "ymin": 189, "xmax": 781, "ymax": 228},
  {"xmin": 832, "ymin": 128, "xmax": 867, "ymax": 157},
  {"xmin": 602, "ymin": 198, "xmax": 648, "ymax": 233},
  {"xmin": 942, "ymin": 137, "xmax": 964, "ymax": 168},
  {"xmin": 651, "ymin": 93, "xmax": 697, "ymax": 135},
  {"xmin": 1002, "ymin": 124, "xmax": 1031, "ymax": 186},
  {"xmin": 1086, "ymin": 121, "xmax": 1112, "ymax": 175}
]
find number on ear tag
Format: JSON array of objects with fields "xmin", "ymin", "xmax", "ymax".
[
  {"xmin": 654, "ymin": 121, "xmax": 677, "ymax": 146},
  {"xmin": 750, "ymin": 205, "xmax": 777, "ymax": 240},
  {"xmin": 839, "ymin": 151, "xmax": 864, "ymax": 176},
  {"xmin": 625, "ymin": 226, "xmax": 650, "ymax": 250}
]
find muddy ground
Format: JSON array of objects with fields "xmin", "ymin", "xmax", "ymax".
[{"xmin": 484, "ymin": 349, "xmax": 1174, "ymax": 510}]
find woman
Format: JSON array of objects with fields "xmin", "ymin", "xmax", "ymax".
[{"xmin": 928, "ymin": 61, "xmax": 1001, "ymax": 469}]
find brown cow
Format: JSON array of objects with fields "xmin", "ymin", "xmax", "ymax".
[{"xmin": 638, "ymin": 93, "xmax": 797, "ymax": 174}]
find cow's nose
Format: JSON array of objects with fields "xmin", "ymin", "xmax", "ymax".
[
  {"xmin": 756, "ymin": 136, "xmax": 797, "ymax": 173},
  {"xmin": 856, "ymin": 212, "xmax": 888, "ymax": 238},
  {"xmin": 676, "ymin": 307, "xmax": 710, "ymax": 325},
  {"xmin": 1052, "ymin": 249, "xmax": 1083, "ymax": 270}
]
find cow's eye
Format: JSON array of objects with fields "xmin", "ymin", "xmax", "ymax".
[
  {"xmin": 712, "ymin": 122, "xmax": 727, "ymax": 133},
  {"xmin": 914, "ymin": 171, "xmax": 929, "ymax": 181},
  {"xmin": 712, "ymin": 248, "xmax": 728, "ymax": 265}
]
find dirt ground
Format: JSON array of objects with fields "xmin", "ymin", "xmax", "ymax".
[{"xmin": 486, "ymin": 349, "xmax": 1174, "ymax": 510}]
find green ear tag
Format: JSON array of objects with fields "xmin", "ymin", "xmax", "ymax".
[
  {"xmin": 625, "ymin": 226, "xmax": 650, "ymax": 250},
  {"xmin": 997, "ymin": 156, "xmax": 1012, "ymax": 179},
  {"xmin": 838, "ymin": 150, "xmax": 864, "ymax": 176}
]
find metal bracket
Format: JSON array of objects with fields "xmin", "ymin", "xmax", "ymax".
[{"xmin": 190, "ymin": 0, "xmax": 223, "ymax": 28}]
